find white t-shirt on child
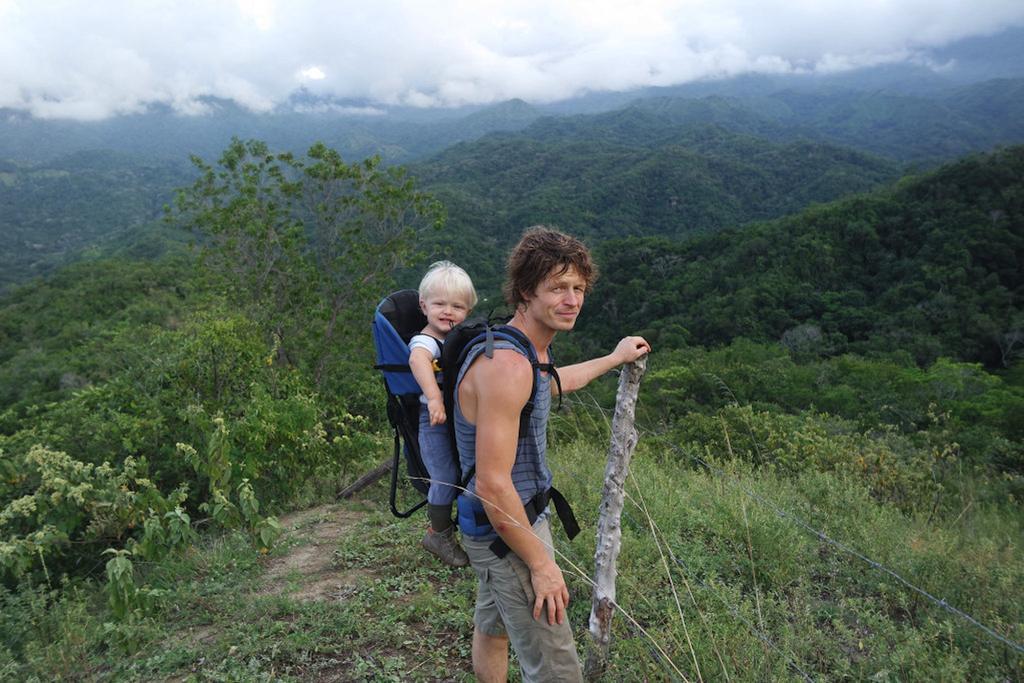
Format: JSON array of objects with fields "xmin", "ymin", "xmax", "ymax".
[{"xmin": 409, "ymin": 334, "xmax": 442, "ymax": 405}]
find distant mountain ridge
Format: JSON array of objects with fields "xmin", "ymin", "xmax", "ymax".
[
  {"xmin": 0, "ymin": 97, "xmax": 545, "ymax": 166},
  {"xmin": 1, "ymin": 21, "xmax": 1022, "ymax": 167},
  {"xmin": 521, "ymin": 78, "xmax": 1024, "ymax": 163},
  {"xmin": 3, "ymin": 76, "xmax": 1021, "ymax": 165},
  {"xmin": 578, "ymin": 145, "xmax": 1024, "ymax": 367},
  {"xmin": 409, "ymin": 124, "xmax": 902, "ymax": 290}
]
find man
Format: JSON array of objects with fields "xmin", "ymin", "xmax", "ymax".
[{"xmin": 454, "ymin": 226, "xmax": 651, "ymax": 682}]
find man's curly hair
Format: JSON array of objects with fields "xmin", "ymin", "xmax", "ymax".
[{"xmin": 503, "ymin": 226, "xmax": 598, "ymax": 309}]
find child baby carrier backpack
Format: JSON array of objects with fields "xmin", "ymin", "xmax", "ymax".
[
  {"xmin": 373, "ymin": 290, "xmax": 579, "ymax": 549},
  {"xmin": 372, "ymin": 289, "xmax": 432, "ymax": 518},
  {"xmin": 371, "ymin": 289, "xmax": 536, "ymax": 518},
  {"xmin": 439, "ymin": 319, "xmax": 580, "ymax": 558}
]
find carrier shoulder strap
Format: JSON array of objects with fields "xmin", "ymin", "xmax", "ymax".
[
  {"xmin": 449, "ymin": 323, "xmax": 563, "ymax": 493},
  {"xmin": 478, "ymin": 324, "xmax": 562, "ymax": 406}
]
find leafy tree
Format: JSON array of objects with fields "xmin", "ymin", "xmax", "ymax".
[{"xmin": 171, "ymin": 138, "xmax": 444, "ymax": 386}]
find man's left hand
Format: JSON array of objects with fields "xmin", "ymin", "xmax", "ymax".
[{"xmin": 614, "ymin": 336, "xmax": 651, "ymax": 365}]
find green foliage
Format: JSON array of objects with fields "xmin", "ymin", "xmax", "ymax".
[
  {"xmin": 0, "ymin": 151, "xmax": 192, "ymax": 291},
  {"xmin": 581, "ymin": 146, "xmax": 1024, "ymax": 368},
  {"xmin": 552, "ymin": 439, "xmax": 1023, "ymax": 681},
  {"xmin": 0, "ymin": 138, "xmax": 431, "ymax": 609},
  {"xmin": 645, "ymin": 343, "xmax": 1024, "ymax": 440},
  {"xmin": 0, "ymin": 447, "xmax": 185, "ymax": 579},
  {"xmin": 171, "ymin": 138, "xmax": 444, "ymax": 387},
  {"xmin": 179, "ymin": 424, "xmax": 284, "ymax": 551},
  {"xmin": 0, "ymin": 581, "xmax": 104, "ymax": 679},
  {"xmin": 0, "ymin": 256, "xmax": 194, "ymax": 423},
  {"xmin": 0, "ymin": 299, "xmax": 380, "ymax": 580},
  {"xmin": 103, "ymin": 548, "xmax": 137, "ymax": 620},
  {"xmin": 637, "ymin": 342, "xmax": 1024, "ymax": 512}
]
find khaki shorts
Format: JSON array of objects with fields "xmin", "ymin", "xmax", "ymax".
[{"xmin": 463, "ymin": 517, "xmax": 583, "ymax": 683}]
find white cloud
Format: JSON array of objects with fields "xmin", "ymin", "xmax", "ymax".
[
  {"xmin": 298, "ymin": 66, "xmax": 326, "ymax": 81},
  {"xmin": 0, "ymin": 0, "xmax": 1022, "ymax": 120}
]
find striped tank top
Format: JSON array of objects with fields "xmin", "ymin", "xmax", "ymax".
[{"xmin": 454, "ymin": 339, "xmax": 553, "ymax": 541}]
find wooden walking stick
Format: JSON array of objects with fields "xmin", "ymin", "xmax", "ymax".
[{"xmin": 585, "ymin": 354, "xmax": 648, "ymax": 680}]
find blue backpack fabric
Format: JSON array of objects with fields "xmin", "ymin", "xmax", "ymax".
[
  {"xmin": 372, "ymin": 289, "xmax": 431, "ymax": 517},
  {"xmin": 371, "ymin": 292, "xmax": 549, "ymax": 518}
]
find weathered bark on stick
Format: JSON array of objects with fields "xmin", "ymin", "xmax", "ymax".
[
  {"xmin": 585, "ymin": 355, "xmax": 648, "ymax": 681},
  {"xmin": 338, "ymin": 457, "xmax": 392, "ymax": 499}
]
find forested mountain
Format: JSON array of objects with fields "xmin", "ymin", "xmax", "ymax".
[
  {"xmin": 3, "ymin": 71, "xmax": 1023, "ymax": 299},
  {"xmin": 578, "ymin": 146, "xmax": 1024, "ymax": 368},
  {"xmin": 0, "ymin": 97, "xmax": 544, "ymax": 167},
  {"xmin": 0, "ymin": 151, "xmax": 192, "ymax": 290},
  {"xmin": 529, "ymin": 78, "xmax": 1024, "ymax": 163},
  {"xmin": 766, "ymin": 78, "xmax": 1024, "ymax": 161},
  {"xmin": 1, "ymin": 115, "xmax": 903, "ymax": 293},
  {"xmin": 412, "ymin": 126, "xmax": 902, "ymax": 288},
  {"xmin": 6, "ymin": 75, "xmax": 1023, "ymax": 294},
  {"xmin": 1, "ymin": 47, "xmax": 1021, "ymax": 296}
]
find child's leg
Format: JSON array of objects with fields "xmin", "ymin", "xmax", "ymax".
[
  {"xmin": 418, "ymin": 405, "xmax": 468, "ymax": 567},
  {"xmin": 417, "ymin": 405, "xmax": 460, "ymax": 521}
]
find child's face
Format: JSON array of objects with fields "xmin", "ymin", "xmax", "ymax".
[{"xmin": 420, "ymin": 291, "xmax": 470, "ymax": 337}]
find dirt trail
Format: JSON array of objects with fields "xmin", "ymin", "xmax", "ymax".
[{"xmin": 258, "ymin": 503, "xmax": 370, "ymax": 602}]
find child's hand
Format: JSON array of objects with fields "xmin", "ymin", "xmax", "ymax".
[{"xmin": 428, "ymin": 396, "xmax": 447, "ymax": 426}]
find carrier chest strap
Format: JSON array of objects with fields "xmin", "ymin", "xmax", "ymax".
[
  {"xmin": 374, "ymin": 363, "xmax": 413, "ymax": 372},
  {"xmin": 536, "ymin": 362, "xmax": 563, "ymax": 411}
]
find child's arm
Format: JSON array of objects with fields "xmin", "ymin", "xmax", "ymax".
[{"xmin": 409, "ymin": 346, "xmax": 446, "ymax": 426}]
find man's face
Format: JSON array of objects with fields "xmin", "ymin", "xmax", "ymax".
[{"xmin": 523, "ymin": 265, "xmax": 586, "ymax": 332}]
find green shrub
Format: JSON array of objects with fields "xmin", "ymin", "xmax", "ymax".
[{"xmin": 0, "ymin": 447, "xmax": 185, "ymax": 580}]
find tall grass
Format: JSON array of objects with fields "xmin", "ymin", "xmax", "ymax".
[
  {"xmin": 549, "ymin": 420, "xmax": 1023, "ymax": 681},
  {"xmin": 1, "ymin": 395, "xmax": 1021, "ymax": 681}
]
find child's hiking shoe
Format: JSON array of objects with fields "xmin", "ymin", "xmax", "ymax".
[{"xmin": 422, "ymin": 526, "xmax": 469, "ymax": 567}]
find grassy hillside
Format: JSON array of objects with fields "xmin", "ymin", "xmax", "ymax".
[{"xmin": 2, "ymin": 417, "xmax": 1020, "ymax": 680}]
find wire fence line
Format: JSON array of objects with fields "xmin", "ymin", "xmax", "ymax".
[
  {"xmin": 563, "ymin": 391, "xmax": 1024, "ymax": 658},
  {"xmin": 653, "ymin": 431, "xmax": 1024, "ymax": 658},
  {"xmin": 567, "ymin": 389, "xmax": 814, "ymax": 680},
  {"xmin": 620, "ymin": 505, "xmax": 818, "ymax": 683}
]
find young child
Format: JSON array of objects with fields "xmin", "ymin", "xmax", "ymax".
[{"xmin": 408, "ymin": 260, "xmax": 477, "ymax": 567}]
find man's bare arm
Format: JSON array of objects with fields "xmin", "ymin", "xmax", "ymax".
[
  {"xmin": 469, "ymin": 350, "xmax": 571, "ymax": 626},
  {"xmin": 555, "ymin": 336, "xmax": 650, "ymax": 395}
]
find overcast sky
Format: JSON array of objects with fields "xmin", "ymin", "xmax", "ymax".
[{"xmin": 1, "ymin": 0, "xmax": 1023, "ymax": 120}]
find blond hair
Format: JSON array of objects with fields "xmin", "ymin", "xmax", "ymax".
[{"xmin": 418, "ymin": 260, "xmax": 478, "ymax": 308}]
